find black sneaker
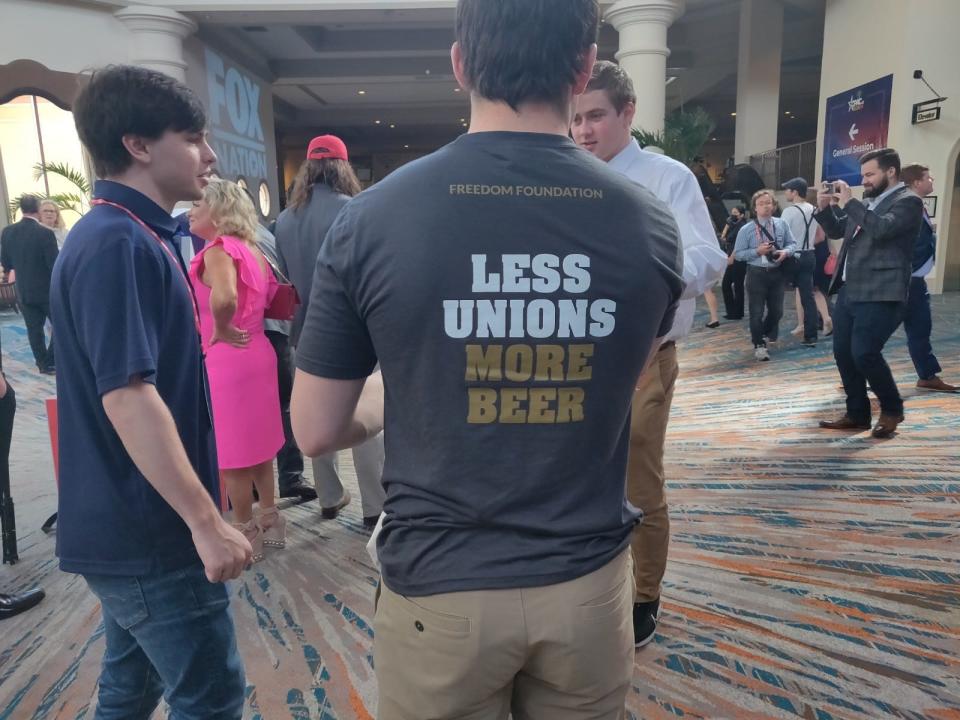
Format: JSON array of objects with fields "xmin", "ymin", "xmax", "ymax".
[{"xmin": 633, "ymin": 597, "xmax": 661, "ymax": 648}]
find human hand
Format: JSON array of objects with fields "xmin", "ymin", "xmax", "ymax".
[
  {"xmin": 192, "ymin": 516, "xmax": 253, "ymax": 583},
  {"xmin": 727, "ymin": 254, "xmax": 735, "ymax": 266},
  {"xmin": 210, "ymin": 324, "xmax": 250, "ymax": 348},
  {"xmin": 816, "ymin": 184, "xmax": 833, "ymax": 210},
  {"xmin": 835, "ymin": 180, "xmax": 853, "ymax": 208},
  {"xmin": 757, "ymin": 242, "xmax": 773, "ymax": 256}
]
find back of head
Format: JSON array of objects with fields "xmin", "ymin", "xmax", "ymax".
[
  {"xmin": 202, "ymin": 179, "xmax": 259, "ymax": 244},
  {"xmin": 18, "ymin": 194, "xmax": 40, "ymax": 215},
  {"xmin": 289, "ymin": 158, "xmax": 362, "ymax": 211},
  {"xmin": 73, "ymin": 64, "xmax": 206, "ymax": 178},
  {"xmin": 455, "ymin": 0, "xmax": 600, "ymax": 112}
]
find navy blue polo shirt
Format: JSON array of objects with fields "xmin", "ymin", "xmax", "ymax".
[{"xmin": 50, "ymin": 180, "xmax": 219, "ymax": 576}]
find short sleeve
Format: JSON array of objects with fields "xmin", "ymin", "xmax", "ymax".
[
  {"xmin": 295, "ymin": 212, "xmax": 377, "ymax": 379},
  {"xmin": 71, "ymin": 243, "xmax": 164, "ymax": 395}
]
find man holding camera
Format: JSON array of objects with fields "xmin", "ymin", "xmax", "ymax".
[{"xmin": 816, "ymin": 148, "xmax": 923, "ymax": 438}]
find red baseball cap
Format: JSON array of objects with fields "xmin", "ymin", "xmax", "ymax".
[{"xmin": 306, "ymin": 135, "xmax": 349, "ymax": 161}]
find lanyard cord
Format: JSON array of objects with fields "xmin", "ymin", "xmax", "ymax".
[{"xmin": 89, "ymin": 199, "xmax": 203, "ymax": 338}]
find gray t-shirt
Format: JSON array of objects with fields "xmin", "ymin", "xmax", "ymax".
[{"xmin": 297, "ymin": 131, "xmax": 684, "ymax": 596}]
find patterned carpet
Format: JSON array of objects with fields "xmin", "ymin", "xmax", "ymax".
[{"xmin": 0, "ymin": 293, "xmax": 958, "ymax": 720}]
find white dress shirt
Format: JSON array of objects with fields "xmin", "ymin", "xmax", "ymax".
[{"xmin": 608, "ymin": 140, "xmax": 727, "ymax": 343}]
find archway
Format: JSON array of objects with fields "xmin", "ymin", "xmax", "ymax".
[{"xmin": 941, "ymin": 138, "xmax": 960, "ymax": 292}]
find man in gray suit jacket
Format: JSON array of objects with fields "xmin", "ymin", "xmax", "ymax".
[{"xmin": 814, "ymin": 148, "xmax": 923, "ymax": 438}]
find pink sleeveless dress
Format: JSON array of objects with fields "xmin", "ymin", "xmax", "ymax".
[{"xmin": 189, "ymin": 236, "xmax": 283, "ymax": 470}]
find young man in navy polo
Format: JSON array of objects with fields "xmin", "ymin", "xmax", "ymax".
[{"xmin": 50, "ymin": 65, "xmax": 251, "ymax": 719}]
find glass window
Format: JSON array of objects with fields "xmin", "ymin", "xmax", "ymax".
[{"xmin": 0, "ymin": 95, "xmax": 88, "ymax": 227}]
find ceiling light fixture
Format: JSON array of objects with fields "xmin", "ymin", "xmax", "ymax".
[
  {"xmin": 357, "ymin": 90, "xmax": 366, "ymax": 95},
  {"xmin": 730, "ymin": 112, "xmax": 736, "ymax": 117},
  {"xmin": 454, "ymin": 87, "xmax": 461, "ymax": 93},
  {"xmin": 375, "ymin": 120, "xmax": 381, "ymax": 125},
  {"xmin": 390, "ymin": 124, "xmax": 396, "ymax": 129}
]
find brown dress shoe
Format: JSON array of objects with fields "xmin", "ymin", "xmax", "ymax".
[
  {"xmin": 916, "ymin": 376, "xmax": 959, "ymax": 393},
  {"xmin": 819, "ymin": 416, "xmax": 871, "ymax": 430},
  {"xmin": 871, "ymin": 414, "xmax": 904, "ymax": 439}
]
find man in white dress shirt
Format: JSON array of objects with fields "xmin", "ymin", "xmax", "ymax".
[{"xmin": 572, "ymin": 60, "xmax": 727, "ymax": 647}]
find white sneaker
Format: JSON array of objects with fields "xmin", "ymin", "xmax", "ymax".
[{"xmin": 754, "ymin": 346, "xmax": 770, "ymax": 361}]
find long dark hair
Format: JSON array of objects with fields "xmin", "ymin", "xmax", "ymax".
[{"xmin": 288, "ymin": 158, "xmax": 362, "ymax": 210}]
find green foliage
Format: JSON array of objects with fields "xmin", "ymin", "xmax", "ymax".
[
  {"xmin": 6, "ymin": 162, "xmax": 92, "ymax": 222},
  {"xmin": 632, "ymin": 107, "xmax": 716, "ymax": 165}
]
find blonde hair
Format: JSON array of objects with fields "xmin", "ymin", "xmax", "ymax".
[
  {"xmin": 39, "ymin": 199, "xmax": 66, "ymax": 230},
  {"xmin": 201, "ymin": 179, "xmax": 259, "ymax": 244},
  {"xmin": 750, "ymin": 189, "xmax": 778, "ymax": 214}
]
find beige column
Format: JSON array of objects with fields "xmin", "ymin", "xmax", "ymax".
[
  {"xmin": 733, "ymin": 0, "xmax": 783, "ymax": 162},
  {"xmin": 114, "ymin": 5, "xmax": 196, "ymax": 82},
  {"xmin": 606, "ymin": 0, "xmax": 685, "ymax": 135}
]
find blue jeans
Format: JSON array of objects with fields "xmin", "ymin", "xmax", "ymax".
[
  {"xmin": 832, "ymin": 288, "xmax": 906, "ymax": 421},
  {"xmin": 83, "ymin": 562, "xmax": 245, "ymax": 720},
  {"xmin": 903, "ymin": 276, "xmax": 942, "ymax": 380}
]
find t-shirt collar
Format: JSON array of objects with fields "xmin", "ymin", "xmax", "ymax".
[{"xmin": 93, "ymin": 179, "xmax": 179, "ymax": 239}]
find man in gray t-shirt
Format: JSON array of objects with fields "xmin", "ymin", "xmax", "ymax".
[{"xmin": 291, "ymin": 1, "xmax": 683, "ymax": 717}]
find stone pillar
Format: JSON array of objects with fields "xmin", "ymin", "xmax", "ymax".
[
  {"xmin": 606, "ymin": 0, "xmax": 685, "ymax": 135},
  {"xmin": 733, "ymin": 0, "xmax": 783, "ymax": 163},
  {"xmin": 114, "ymin": 5, "xmax": 196, "ymax": 82}
]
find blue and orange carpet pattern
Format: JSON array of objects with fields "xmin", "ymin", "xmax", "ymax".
[{"xmin": 0, "ymin": 293, "xmax": 957, "ymax": 719}]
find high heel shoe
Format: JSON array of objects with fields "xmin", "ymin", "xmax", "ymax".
[
  {"xmin": 233, "ymin": 518, "xmax": 264, "ymax": 562},
  {"xmin": 258, "ymin": 506, "xmax": 286, "ymax": 549}
]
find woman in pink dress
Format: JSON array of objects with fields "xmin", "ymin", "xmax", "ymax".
[{"xmin": 188, "ymin": 179, "xmax": 285, "ymax": 561}]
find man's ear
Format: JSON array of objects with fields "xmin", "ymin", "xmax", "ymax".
[
  {"xmin": 572, "ymin": 44, "xmax": 599, "ymax": 96},
  {"xmin": 621, "ymin": 101, "xmax": 637, "ymax": 128},
  {"xmin": 121, "ymin": 134, "xmax": 152, "ymax": 165},
  {"xmin": 451, "ymin": 42, "xmax": 468, "ymax": 92}
]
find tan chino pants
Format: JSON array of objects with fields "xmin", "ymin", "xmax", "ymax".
[
  {"xmin": 626, "ymin": 342, "xmax": 679, "ymax": 603},
  {"xmin": 374, "ymin": 548, "xmax": 634, "ymax": 720}
]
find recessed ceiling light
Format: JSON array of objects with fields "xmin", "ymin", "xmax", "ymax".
[
  {"xmin": 459, "ymin": 118, "xmax": 466, "ymax": 122},
  {"xmin": 357, "ymin": 90, "xmax": 366, "ymax": 95},
  {"xmin": 390, "ymin": 124, "xmax": 396, "ymax": 129},
  {"xmin": 404, "ymin": 144, "xmax": 410, "ymax": 149},
  {"xmin": 375, "ymin": 120, "xmax": 381, "ymax": 125},
  {"xmin": 454, "ymin": 87, "xmax": 461, "ymax": 92},
  {"xmin": 784, "ymin": 111, "xmax": 791, "ymax": 115},
  {"xmin": 730, "ymin": 112, "xmax": 736, "ymax": 117},
  {"xmin": 425, "ymin": 70, "xmax": 431, "ymax": 75}
]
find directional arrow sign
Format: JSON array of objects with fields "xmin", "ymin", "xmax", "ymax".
[{"xmin": 848, "ymin": 123, "xmax": 859, "ymax": 141}]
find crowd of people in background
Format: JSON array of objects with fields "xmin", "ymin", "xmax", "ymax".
[{"xmin": 0, "ymin": 0, "xmax": 956, "ymax": 718}]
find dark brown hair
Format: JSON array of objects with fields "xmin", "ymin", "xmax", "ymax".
[
  {"xmin": 860, "ymin": 147, "xmax": 901, "ymax": 176},
  {"xmin": 73, "ymin": 65, "xmax": 205, "ymax": 177},
  {"xmin": 586, "ymin": 60, "xmax": 636, "ymax": 114},
  {"xmin": 455, "ymin": 0, "xmax": 600, "ymax": 112},
  {"xmin": 900, "ymin": 162, "xmax": 929, "ymax": 186},
  {"xmin": 288, "ymin": 158, "xmax": 362, "ymax": 211}
]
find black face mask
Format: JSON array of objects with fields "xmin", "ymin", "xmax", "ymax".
[{"xmin": 863, "ymin": 174, "xmax": 890, "ymax": 199}]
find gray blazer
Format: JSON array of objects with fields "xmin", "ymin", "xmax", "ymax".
[{"xmin": 814, "ymin": 186, "xmax": 922, "ymax": 302}]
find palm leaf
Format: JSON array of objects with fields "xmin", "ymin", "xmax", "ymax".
[
  {"xmin": 45, "ymin": 192, "xmax": 87, "ymax": 217},
  {"xmin": 32, "ymin": 161, "xmax": 91, "ymax": 196},
  {"xmin": 632, "ymin": 107, "xmax": 716, "ymax": 165}
]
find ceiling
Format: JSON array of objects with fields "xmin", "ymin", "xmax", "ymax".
[{"xmin": 186, "ymin": 0, "xmax": 825, "ymax": 158}]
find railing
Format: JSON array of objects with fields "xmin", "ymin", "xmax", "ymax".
[{"xmin": 748, "ymin": 140, "xmax": 817, "ymax": 189}]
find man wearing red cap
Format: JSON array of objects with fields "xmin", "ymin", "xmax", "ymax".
[{"xmin": 275, "ymin": 135, "xmax": 386, "ymax": 526}]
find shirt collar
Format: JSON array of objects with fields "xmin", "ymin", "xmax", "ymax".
[
  {"xmin": 93, "ymin": 180, "xmax": 178, "ymax": 240},
  {"xmin": 866, "ymin": 181, "xmax": 904, "ymax": 210},
  {"xmin": 608, "ymin": 138, "xmax": 644, "ymax": 174}
]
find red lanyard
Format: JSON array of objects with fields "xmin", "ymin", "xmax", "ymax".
[
  {"xmin": 753, "ymin": 219, "xmax": 773, "ymax": 245},
  {"xmin": 90, "ymin": 198, "xmax": 202, "ymax": 336}
]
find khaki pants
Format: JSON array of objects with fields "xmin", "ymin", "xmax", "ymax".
[
  {"xmin": 374, "ymin": 549, "xmax": 634, "ymax": 720},
  {"xmin": 627, "ymin": 342, "xmax": 679, "ymax": 603}
]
